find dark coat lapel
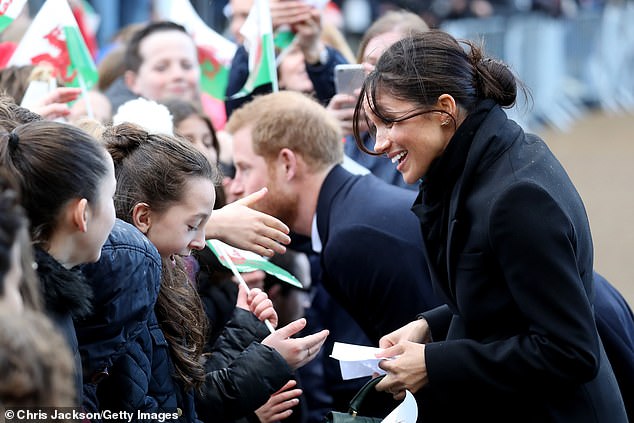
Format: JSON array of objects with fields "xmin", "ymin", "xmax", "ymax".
[{"xmin": 445, "ymin": 102, "xmax": 519, "ymax": 293}]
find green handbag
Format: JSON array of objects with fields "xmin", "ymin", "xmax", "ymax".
[{"xmin": 322, "ymin": 375, "xmax": 386, "ymax": 423}]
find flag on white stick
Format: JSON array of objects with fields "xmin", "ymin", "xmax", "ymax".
[
  {"xmin": 0, "ymin": 0, "xmax": 27, "ymax": 33},
  {"xmin": 8, "ymin": 0, "xmax": 98, "ymax": 90},
  {"xmin": 231, "ymin": 0, "xmax": 278, "ymax": 98},
  {"xmin": 206, "ymin": 239, "xmax": 302, "ymax": 289}
]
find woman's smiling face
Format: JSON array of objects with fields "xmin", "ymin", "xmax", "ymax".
[{"xmin": 364, "ymin": 91, "xmax": 452, "ymax": 184}]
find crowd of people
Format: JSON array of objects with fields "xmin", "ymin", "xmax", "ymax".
[{"xmin": 1, "ymin": 0, "xmax": 633, "ymax": 422}]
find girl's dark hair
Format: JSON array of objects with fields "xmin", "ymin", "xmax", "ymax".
[
  {"xmin": 124, "ymin": 21, "xmax": 191, "ymax": 73},
  {"xmin": 102, "ymin": 122, "xmax": 218, "ymax": 391},
  {"xmin": 162, "ymin": 98, "xmax": 226, "ymax": 208},
  {"xmin": 353, "ymin": 30, "xmax": 524, "ymax": 155},
  {"xmin": 0, "ymin": 121, "xmax": 108, "ymax": 246},
  {"xmin": 0, "ymin": 170, "xmax": 25, "ymax": 292}
]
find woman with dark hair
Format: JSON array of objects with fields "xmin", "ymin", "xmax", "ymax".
[
  {"xmin": 0, "ymin": 120, "xmax": 117, "ymax": 404},
  {"xmin": 353, "ymin": 30, "xmax": 627, "ymax": 422}
]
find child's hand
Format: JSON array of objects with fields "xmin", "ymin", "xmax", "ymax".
[{"xmin": 248, "ymin": 287, "xmax": 279, "ymax": 328}]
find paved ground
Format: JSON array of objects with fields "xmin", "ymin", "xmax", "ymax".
[{"xmin": 537, "ymin": 110, "xmax": 634, "ymax": 305}]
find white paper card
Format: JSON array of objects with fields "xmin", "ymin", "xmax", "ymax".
[
  {"xmin": 330, "ymin": 342, "xmax": 387, "ymax": 380},
  {"xmin": 381, "ymin": 390, "xmax": 418, "ymax": 423}
]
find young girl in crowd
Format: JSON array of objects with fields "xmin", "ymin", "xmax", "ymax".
[
  {"xmin": 90, "ymin": 122, "xmax": 326, "ymax": 422},
  {"xmin": 0, "ymin": 120, "xmax": 117, "ymax": 404},
  {"xmin": 354, "ymin": 30, "xmax": 627, "ymax": 422},
  {"xmin": 0, "ymin": 169, "xmax": 76, "ymax": 412},
  {"xmin": 164, "ymin": 98, "xmax": 310, "ymax": 422}
]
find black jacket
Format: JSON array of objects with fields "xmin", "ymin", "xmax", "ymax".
[
  {"xmin": 196, "ymin": 307, "xmax": 293, "ymax": 422},
  {"xmin": 316, "ymin": 165, "xmax": 441, "ymax": 344},
  {"xmin": 36, "ymin": 247, "xmax": 93, "ymax": 405},
  {"xmin": 78, "ymin": 219, "xmax": 188, "ymax": 420},
  {"xmin": 593, "ymin": 272, "xmax": 634, "ymax": 421},
  {"xmin": 416, "ymin": 101, "xmax": 627, "ymax": 422}
]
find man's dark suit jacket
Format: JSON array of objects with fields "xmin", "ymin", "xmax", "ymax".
[{"xmin": 315, "ymin": 165, "xmax": 441, "ymax": 344}]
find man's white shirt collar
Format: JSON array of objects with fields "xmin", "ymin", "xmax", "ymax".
[{"xmin": 311, "ymin": 213, "xmax": 322, "ymax": 253}]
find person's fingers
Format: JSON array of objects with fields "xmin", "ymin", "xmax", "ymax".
[
  {"xmin": 378, "ymin": 334, "xmax": 400, "ymax": 350},
  {"xmin": 247, "ymin": 287, "xmax": 264, "ymax": 303},
  {"xmin": 235, "ymin": 187, "xmax": 268, "ymax": 207},
  {"xmin": 51, "ymin": 87, "xmax": 82, "ymax": 103},
  {"xmin": 375, "ymin": 375, "xmax": 394, "ymax": 393},
  {"xmin": 331, "ymin": 108, "xmax": 355, "ymax": 122},
  {"xmin": 303, "ymin": 329, "xmax": 329, "ymax": 355},
  {"xmin": 253, "ymin": 298, "xmax": 274, "ymax": 317},
  {"xmin": 247, "ymin": 244, "xmax": 280, "ymax": 258},
  {"xmin": 236, "ymin": 283, "xmax": 249, "ymax": 309},
  {"xmin": 259, "ymin": 225, "xmax": 292, "ymax": 246},
  {"xmin": 274, "ymin": 379, "xmax": 297, "ymax": 393},
  {"xmin": 269, "ymin": 394, "xmax": 301, "ymax": 414},
  {"xmin": 376, "ymin": 343, "xmax": 403, "ymax": 360},
  {"xmin": 275, "ymin": 318, "xmax": 307, "ymax": 338},
  {"xmin": 272, "ymin": 388, "xmax": 302, "ymax": 404},
  {"xmin": 34, "ymin": 103, "xmax": 71, "ymax": 120},
  {"xmin": 392, "ymin": 391, "xmax": 406, "ymax": 401}
]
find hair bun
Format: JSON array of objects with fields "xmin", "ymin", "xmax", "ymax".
[
  {"xmin": 103, "ymin": 123, "xmax": 148, "ymax": 165},
  {"xmin": 472, "ymin": 53, "xmax": 517, "ymax": 107}
]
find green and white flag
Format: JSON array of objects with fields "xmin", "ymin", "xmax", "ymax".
[
  {"xmin": 207, "ymin": 239, "xmax": 302, "ymax": 289},
  {"xmin": 231, "ymin": 0, "xmax": 278, "ymax": 98},
  {"xmin": 8, "ymin": 0, "xmax": 98, "ymax": 90},
  {"xmin": 0, "ymin": 0, "xmax": 27, "ymax": 33}
]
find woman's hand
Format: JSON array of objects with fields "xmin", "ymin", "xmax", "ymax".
[
  {"xmin": 255, "ymin": 380, "xmax": 302, "ymax": 422},
  {"xmin": 326, "ymin": 93, "xmax": 357, "ymax": 136},
  {"xmin": 262, "ymin": 318, "xmax": 329, "ymax": 370},
  {"xmin": 270, "ymin": 0, "xmax": 313, "ymax": 31},
  {"xmin": 206, "ymin": 188, "xmax": 290, "ymax": 257},
  {"xmin": 375, "ymin": 341, "xmax": 428, "ymax": 400},
  {"xmin": 378, "ymin": 318, "xmax": 430, "ymax": 349},
  {"xmin": 31, "ymin": 87, "xmax": 82, "ymax": 120}
]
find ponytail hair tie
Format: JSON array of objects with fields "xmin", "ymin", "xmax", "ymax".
[{"xmin": 8, "ymin": 132, "xmax": 19, "ymax": 150}]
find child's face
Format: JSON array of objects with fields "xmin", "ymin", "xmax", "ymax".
[
  {"xmin": 177, "ymin": 115, "xmax": 218, "ymax": 166},
  {"xmin": 0, "ymin": 242, "xmax": 24, "ymax": 314},
  {"xmin": 76, "ymin": 154, "xmax": 117, "ymax": 265},
  {"xmin": 128, "ymin": 30, "xmax": 200, "ymax": 103},
  {"xmin": 144, "ymin": 177, "xmax": 216, "ymax": 259}
]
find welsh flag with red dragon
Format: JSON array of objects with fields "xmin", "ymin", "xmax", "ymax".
[{"xmin": 7, "ymin": 0, "xmax": 97, "ymax": 90}]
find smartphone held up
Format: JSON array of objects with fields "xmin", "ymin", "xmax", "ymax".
[{"xmin": 334, "ymin": 64, "xmax": 366, "ymax": 96}]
